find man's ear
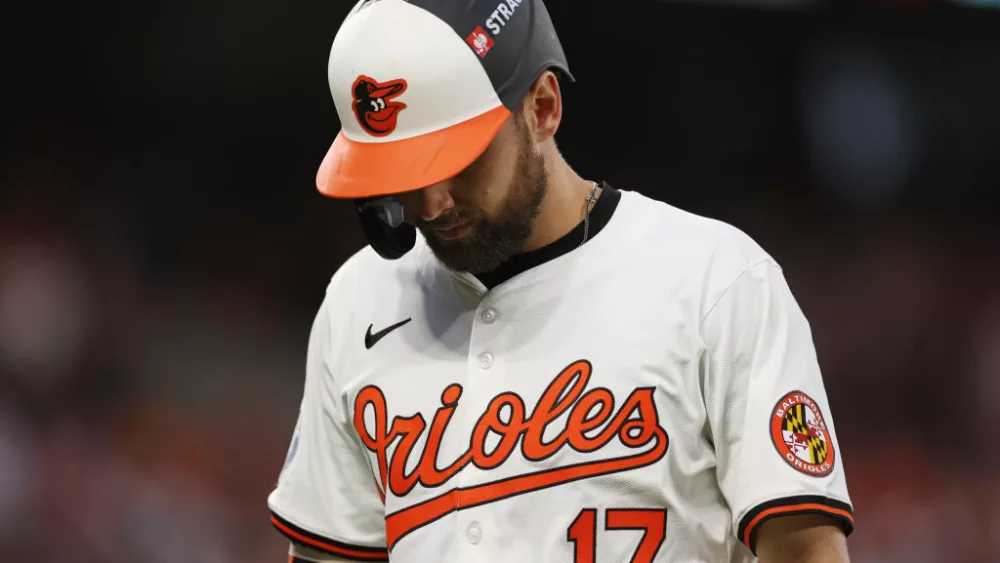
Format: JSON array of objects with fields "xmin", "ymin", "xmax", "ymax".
[{"xmin": 521, "ymin": 70, "xmax": 563, "ymax": 144}]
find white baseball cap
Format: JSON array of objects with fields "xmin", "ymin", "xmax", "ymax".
[{"xmin": 316, "ymin": 0, "xmax": 574, "ymax": 200}]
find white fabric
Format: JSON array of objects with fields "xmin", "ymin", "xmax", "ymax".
[
  {"xmin": 268, "ymin": 189, "xmax": 852, "ymax": 562},
  {"xmin": 701, "ymin": 259, "xmax": 851, "ymax": 533},
  {"xmin": 268, "ymin": 271, "xmax": 388, "ymax": 550}
]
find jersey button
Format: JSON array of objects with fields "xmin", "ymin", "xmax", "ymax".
[
  {"xmin": 467, "ymin": 522, "xmax": 482, "ymax": 544},
  {"xmin": 480, "ymin": 307, "xmax": 497, "ymax": 324},
  {"xmin": 478, "ymin": 352, "xmax": 494, "ymax": 370}
]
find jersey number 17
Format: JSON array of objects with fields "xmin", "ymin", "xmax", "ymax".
[{"xmin": 567, "ymin": 508, "xmax": 667, "ymax": 563}]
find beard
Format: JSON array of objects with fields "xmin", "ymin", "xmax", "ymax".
[{"xmin": 417, "ymin": 132, "xmax": 547, "ymax": 274}]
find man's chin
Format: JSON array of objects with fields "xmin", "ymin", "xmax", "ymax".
[
  {"xmin": 425, "ymin": 239, "xmax": 508, "ymax": 274},
  {"xmin": 428, "ymin": 246, "xmax": 484, "ymax": 273}
]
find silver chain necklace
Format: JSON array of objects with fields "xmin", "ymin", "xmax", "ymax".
[{"xmin": 580, "ymin": 181, "xmax": 600, "ymax": 247}]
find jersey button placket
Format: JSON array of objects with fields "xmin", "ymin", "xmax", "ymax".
[
  {"xmin": 480, "ymin": 307, "xmax": 498, "ymax": 324},
  {"xmin": 460, "ymin": 301, "xmax": 503, "ymax": 558},
  {"xmin": 478, "ymin": 307, "xmax": 497, "ymax": 370},
  {"xmin": 466, "ymin": 521, "xmax": 482, "ymax": 545},
  {"xmin": 478, "ymin": 351, "xmax": 494, "ymax": 370}
]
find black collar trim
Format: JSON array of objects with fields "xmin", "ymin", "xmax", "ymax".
[{"xmin": 475, "ymin": 182, "xmax": 621, "ymax": 290}]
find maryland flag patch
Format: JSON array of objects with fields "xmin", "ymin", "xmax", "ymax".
[{"xmin": 770, "ymin": 391, "xmax": 835, "ymax": 476}]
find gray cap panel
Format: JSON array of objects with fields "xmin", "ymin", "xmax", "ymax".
[{"xmin": 403, "ymin": 0, "xmax": 574, "ymax": 109}]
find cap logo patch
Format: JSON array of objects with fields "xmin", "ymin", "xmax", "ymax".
[
  {"xmin": 352, "ymin": 75, "xmax": 408, "ymax": 137},
  {"xmin": 770, "ymin": 391, "xmax": 835, "ymax": 477},
  {"xmin": 466, "ymin": 26, "xmax": 495, "ymax": 58}
]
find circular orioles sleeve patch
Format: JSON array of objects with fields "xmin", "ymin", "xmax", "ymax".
[{"xmin": 770, "ymin": 391, "xmax": 835, "ymax": 476}]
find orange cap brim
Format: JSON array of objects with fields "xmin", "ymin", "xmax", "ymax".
[{"xmin": 317, "ymin": 105, "xmax": 511, "ymax": 199}]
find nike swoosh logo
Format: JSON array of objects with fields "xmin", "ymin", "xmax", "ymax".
[{"xmin": 365, "ymin": 318, "xmax": 411, "ymax": 349}]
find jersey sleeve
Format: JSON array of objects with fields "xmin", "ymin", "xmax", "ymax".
[
  {"xmin": 267, "ymin": 291, "xmax": 389, "ymax": 562},
  {"xmin": 700, "ymin": 259, "xmax": 854, "ymax": 554},
  {"xmin": 289, "ymin": 542, "xmax": 362, "ymax": 563}
]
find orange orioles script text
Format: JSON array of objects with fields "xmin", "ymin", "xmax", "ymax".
[{"xmin": 353, "ymin": 360, "xmax": 670, "ymax": 550}]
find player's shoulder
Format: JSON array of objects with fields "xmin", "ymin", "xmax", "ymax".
[
  {"xmin": 621, "ymin": 189, "xmax": 777, "ymax": 274},
  {"xmin": 323, "ymin": 245, "xmax": 385, "ymax": 293},
  {"xmin": 320, "ymin": 241, "xmax": 426, "ymax": 307},
  {"xmin": 309, "ymin": 244, "xmax": 423, "ymax": 364}
]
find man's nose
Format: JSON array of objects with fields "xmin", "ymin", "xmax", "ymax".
[{"xmin": 403, "ymin": 181, "xmax": 455, "ymax": 223}]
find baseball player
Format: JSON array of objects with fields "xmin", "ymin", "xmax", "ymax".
[{"xmin": 268, "ymin": 0, "xmax": 855, "ymax": 562}]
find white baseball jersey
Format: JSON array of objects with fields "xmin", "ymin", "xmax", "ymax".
[{"xmin": 268, "ymin": 187, "xmax": 854, "ymax": 563}]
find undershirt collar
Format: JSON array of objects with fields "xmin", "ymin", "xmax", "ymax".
[{"xmin": 473, "ymin": 182, "xmax": 621, "ymax": 290}]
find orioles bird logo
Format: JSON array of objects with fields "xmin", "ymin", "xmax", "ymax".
[{"xmin": 352, "ymin": 75, "xmax": 408, "ymax": 137}]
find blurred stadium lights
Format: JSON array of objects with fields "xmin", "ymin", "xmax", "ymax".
[{"xmin": 799, "ymin": 42, "xmax": 917, "ymax": 209}]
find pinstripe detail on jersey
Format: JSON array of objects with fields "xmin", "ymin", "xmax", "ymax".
[
  {"xmin": 270, "ymin": 511, "xmax": 389, "ymax": 561},
  {"xmin": 737, "ymin": 495, "xmax": 854, "ymax": 554}
]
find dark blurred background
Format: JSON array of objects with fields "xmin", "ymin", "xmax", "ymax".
[{"xmin": 2, "ymin": 0, "xmax": 999, "ymax": 561}]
